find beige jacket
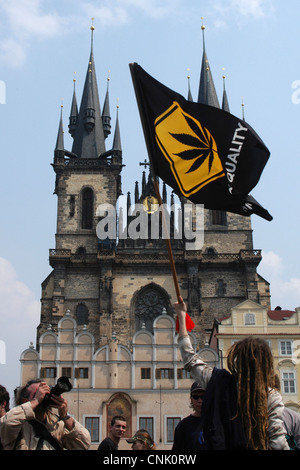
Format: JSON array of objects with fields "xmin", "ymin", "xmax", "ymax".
[
  {"xmin": 0, "ymin": 401, "xmax": 91, "ymax": 450},
  {"xmin": 179, "ymin": 334, "xmax": 290, "ymax": 450}
]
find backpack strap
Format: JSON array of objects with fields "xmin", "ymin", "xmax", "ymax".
[{"xmin": 29, "ymin": 420, "xmax": 63, "ymax": 450}]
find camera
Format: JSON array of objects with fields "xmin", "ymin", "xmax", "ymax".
[{"xmin": 42, "ymin": 376, "xmax": 72, "ymax": 408}]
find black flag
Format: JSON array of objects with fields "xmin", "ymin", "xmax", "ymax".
[{"xmin": 130, "ymin": 63, "xmax": 272, "ymax": 221}]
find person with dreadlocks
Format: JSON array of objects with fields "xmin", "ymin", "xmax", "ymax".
[{"xmin": 174, "ymin": 296, "xmax": 289, "ymax": 450}]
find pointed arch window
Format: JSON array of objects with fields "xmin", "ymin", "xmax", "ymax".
[
  {"xmin": 81, "ymin": 187, "xmax": 94, "ymax": 229},
  {"xmin": 133, "ymin": 285, "xmax": 170, "ymax": 333}
]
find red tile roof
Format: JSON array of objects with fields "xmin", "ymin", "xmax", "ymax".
[{"xmin": 268, "ymin": 309, "xmax": 295, "ymax": 320}]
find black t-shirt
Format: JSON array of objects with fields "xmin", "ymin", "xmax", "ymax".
[
  {"xmin": 97, "ymin": 437, "xmax": 118, "ymax": 450},
  {"xmin": 172, "ymin": 414, "xmax": 206, "ymax": 450}
]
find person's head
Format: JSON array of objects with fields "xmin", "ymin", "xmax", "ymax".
[
  {"xmin": 0, "ymin": 385, "xmax": 10, "ymax": 416},
  {"xmin": 126, "ymin": 429, "xmax": 156, "ymax": 450},
  {"xmin": 227, "ymin": 336, "xmax": 275, "ymax": 450},
  {"xmin": 190, "ymin": 382, "xmax": 205, "ymax": 416},
  {"xmin": 15, "ymin": 379, "xmax": 42, "ymax": 406},
  {"xmin": 109, "ymin": 415, "xmax": 127, "ymax": 443}
]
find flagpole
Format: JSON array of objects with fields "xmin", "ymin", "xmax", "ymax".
[
  {"xmin": 129, "ymin": 63, "xmax": 181, "ymax": 301},
  {"xmin": 153, "ymin": 178, "xmax": 181, "ymax": 301}
]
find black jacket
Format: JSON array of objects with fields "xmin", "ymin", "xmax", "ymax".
[{"xmin": 201, "ymin": 368, "xmax": 247, "ymax": 450}]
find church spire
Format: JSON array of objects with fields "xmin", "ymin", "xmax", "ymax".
[
  {"xmin": 70, "ymin": 23, "xmax": 106, "ymax": 158},
  {"xmin": 102, "ymin": 77, "xmax": 111, "ymax": 138},
  {"xmin": 68, "ymin": 74, "xmax": 78, "ymax": 137},
  {"xmin": 222, "ymin": 72, "xmax": 230, "ymax": 112},
  {"xmin": 197, "ymin": 21, "xmax": 220, "ymax": 108},
  {"xmin": 55, "ymin": 104, "xmax": 64, "ymax": 151},
  {"xmin": 112, "ymin": 105, "xmax": 122, "ymax": 155},
  {"xmin": 187, "ymin": 69, "xmax": 193, "ymax": 102}
]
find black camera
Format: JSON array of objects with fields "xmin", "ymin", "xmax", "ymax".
[{"xmin": 42, "ymin": 376, "xmax": 72, "ymax": 408}]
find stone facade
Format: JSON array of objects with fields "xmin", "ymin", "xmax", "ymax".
[{"xmin": 21, "ymin": 312, "xmax": 219, "ymax": 449}]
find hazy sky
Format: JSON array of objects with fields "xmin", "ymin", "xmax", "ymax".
[{"xmin": 1, "ymin": 0, "xmax": 300, "ymax": 399}]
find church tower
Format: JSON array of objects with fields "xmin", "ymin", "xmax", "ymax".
[
  {"xmin": 195, "ymin": 24, "xmax": 270, "ymax": 326},
  {"xmin": 38, "ymin": 26, "xmax": 123, "ymax": 345}
]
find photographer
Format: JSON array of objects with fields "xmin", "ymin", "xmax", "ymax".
[{"xmin": 0, "ymin": 379, "xmax": 91, "ymax": 450}]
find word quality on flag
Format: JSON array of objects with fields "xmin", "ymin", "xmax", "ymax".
[{"xmin": 129, "ymin": 63, "xmax": 272, "ymax": 221}]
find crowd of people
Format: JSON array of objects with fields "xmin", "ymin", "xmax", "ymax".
[{"xmin": 0, "ymin": 297, "xmax": 299, "ymax": 451}]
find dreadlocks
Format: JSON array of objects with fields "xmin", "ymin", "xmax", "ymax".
[{"xmin": 227, "ymin": 337, "xmax": 276, "ymax": 450}]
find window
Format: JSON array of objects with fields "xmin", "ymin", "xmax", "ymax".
[
  {"xmin": 211, "ymin": 210, "xmax": 227, "ymax": 226},
  {"xmin": 141, "ymin": 368, "xmax": 151, "ymax": 379},
  {"xmin": 69, "ymin": 195, "xmax": 75, "ymax": 217},
  {"xmin": 282, "ymin": 372, "xmax": 296, "ymax": 394},
  {"xmin": 76, "ymin": 303, "xmax": 89, "ymax": 325},
  {"xmin": 216, "ymin": 279, "xmax": 226, "ymax": 297},
  {"xmin": 75, "ymin": 367, "xmax": 89, "ymax": 379},
  {"xmin": 156, "ymin": 368, "xmax": 174, "ymax": 379},
  {"xmin": 61, "ymin": 367, "xmax": 72, "ymax": 378},
  {"xmin": 245, "ymin": 313, "xmax": 256, "ymax": 325},
  {"xmin": 279, "ymin": 340, "xmax": 292, "ymax": 355},
  {"xmin": 85, "ymin": 417, "xmax": 100, "ymax": 443},
  {"xmin": 166, "ymin": 417, "xmax": 181, "ymax": 443},
  {"xmin": 139, "ymin": 417, "xmax": 154, "ymax": 438},
  {"xmin": 40, "ymin": 367, "xmax": 57, "ymax": 378},
  {"xmin": 177, "ymin": 368, "xmax": 191, "ymax": 379},
  {"xmin": 134, "ymin": 286, "xmax": 169, "ymax": 334},
  {"xmin": 81, "ymin": 187, "xmax": 93, "ymax": 229}
]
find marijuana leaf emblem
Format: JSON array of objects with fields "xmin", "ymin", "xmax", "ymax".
[
  {"xmin": 170, "ymin": 113, "xmax": 217, "ymax": 175},
  {"xmin": 154, "ymin": 102, "xmax": 224, "ymax": 197}
]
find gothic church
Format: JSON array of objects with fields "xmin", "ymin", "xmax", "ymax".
[{"xmin": 38, "ymin": 25, "xmax": 269, "ymax": 350}]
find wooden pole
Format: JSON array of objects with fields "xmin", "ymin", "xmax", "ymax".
[{"xmin": 153, "ymin": 179, "xmax": 181, "ymax": 301}]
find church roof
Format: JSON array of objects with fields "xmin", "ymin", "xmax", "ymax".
[
  {"xmin": 55, "ymin": 105, "xmax": 64, "ymax": 151},
  {"xmin": 197, "ymin": 24, "xmax": 220, "ymax": 108},
  {"xmin": 54, "ymin": 24, "xmax": 123, "ymax": 162},
  {"xmin": 70, "ymin": 26, "xmax": 106, "ymax": 158}
]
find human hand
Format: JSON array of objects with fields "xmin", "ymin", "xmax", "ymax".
[
  {"xmin": 50, "ymin": 395, "xmax": 75, "ymax": 430},
  {"xmin": 49, "ymin": 394, "xmax": 68, "ymax": 417},
  {"xmin": 174, "ymin": 296, "xmax": 187, "ymax": 319},
  {"xmin": 33, "ymin": 382, "xmax": 50, "ymax": 404}
]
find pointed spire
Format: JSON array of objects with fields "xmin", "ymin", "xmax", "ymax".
[
  {"xmin": 102, "ymin": 76, "xmax": 111, "ymax": 138},
  {"xmin": 68, "ymin": 74, "xmax": 78, "ymax": 137},
  {"xmin": 187, "ymin": 69, "xmax": 193, "ymax": 101},
  {"xmin": 83, "ymin": 58, "xmax": 96, "ymax": 132},
  {"xmin": 127, "ymin": 191, "xmax": 131, "ymax": 213},
  {"xmin": 198, "ymin": 20, "xmax": 220, "ymax": 108},
  {"xmin": 71, "ymin": 22, "xmax": 106, "ymax": 158},
  {"xmin": 135, "ymin": 181, "xmax": 139, "ymax": 203},
  {"xmin": 221, "ymin": 72, "xmax": 230, "ymax": 112},
  {"xmin": 241, "ymin": 100, "xmax": 245, "ymax": 120},
  {"xmin": 112, "ymin": 105, "xmax": 122, "ymax": 154},
  {"xmin": 55, "ymin": 104, "xmax": 64, "ymax": 150},
  {"xmin": 142, "ymin": 171, "xmax": 146, "ymax": 193}
]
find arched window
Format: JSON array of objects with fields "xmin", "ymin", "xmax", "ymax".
[
  {"xmin": 133, "ymin": 285, "xmax": 170, "ymax": 333},
  {"xmin": 81, "ymin": 187, "xmax": 93, "ymax": 229},
  {"xmin": 216, "ymin": 279, "xmax": 226, "ymax": 297},
  {"xmin": 76, "ymin": 303, "xmax": 89, "ymax": 325}
]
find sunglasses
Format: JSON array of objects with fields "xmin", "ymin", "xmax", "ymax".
[{"xmin": 191, "ymin": 394, "xmax": 204, "ymax": 400}]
